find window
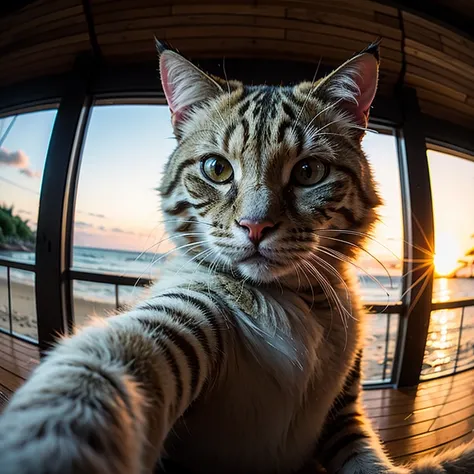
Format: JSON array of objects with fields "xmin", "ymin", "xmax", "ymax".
[
  {"xmin": 428, "ymin": 149, "xmax": 474, "ymax": 292},
  {"xmin": 0, "ymin": 109, "xmax": 57, "ymax": 340},
  {"xmin": 0, "ymin": 266, "xmax": 7, "ymax": 332},
  {"xmin": 73, "ymin": 281, "xmax": 116, "ymax": 327},
  {"xmin": 359, "ymin": 130, "xmax": 404, "ymax": 303},
  {"xmin": 0, "ymin": 110, "xmax": 57, "ymax": 262},
  {"xmin": 72, "ymin": 104, "xmax": 173, "ymax": 324},
  {"xmin": 359, "ymin": 129, "xmax": 404, "ymax": 384},
  {"xmin": 363, "ymin": 312, "xmax": 399, "ymax": 383},
  {"xmin": 72, "ymin": 108, "xmax": 404, "ymax": 384},
  {"xmin": 422, "ymin": 148, "xmax": 474, "ymax": 378}
]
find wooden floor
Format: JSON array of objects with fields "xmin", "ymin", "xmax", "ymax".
[{"xmin": 0, "ymin": 332, "xmax": 473, "ymax": 464}]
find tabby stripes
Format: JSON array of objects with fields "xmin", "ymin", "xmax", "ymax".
[
  {"xmin": 164, "ymin": 199, "xmax": 213, "ymax": 216},
  {"xmin": 161, "ymin": 158, "xmax": 196, "ymax": 197},
  {"xmin": 317, "ymin": 351, "xmax": 367, "ymax": 472},
  {"xmin": 132, "ymin": 288, "xmax": 228, "ymax": 415}
]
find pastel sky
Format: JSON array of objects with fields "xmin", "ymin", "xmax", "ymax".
[{"xmin": 1, "ymin": 105, "xmax": 473, "ymax": 276}]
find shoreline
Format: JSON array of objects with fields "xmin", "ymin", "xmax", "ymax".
[{"xmin": 0, "ymin": 243, "xmax": 34, "ymax": 252}]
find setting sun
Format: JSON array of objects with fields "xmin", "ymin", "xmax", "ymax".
[{"xmin": 434, "ymin": 232, "xmax": 462, "ymax": 277}]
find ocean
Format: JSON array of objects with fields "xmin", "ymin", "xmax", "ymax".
[
  {"xmin": 0, "ymin": 247, "xmax": 474, "ymax": 304},
  {"xmin": 2, "ymin": 246, "xmax": 474, "ymax": 304}
]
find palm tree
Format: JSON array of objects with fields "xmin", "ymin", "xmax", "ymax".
[
  {"xmin": 461, "ymin": 235, "xmax": 474, "ymax": 278},
  {"xmin": 455, "ymin": 235, "xmax": 474, "ymax": 278},
  {"xmin": 465, "ymin": 248, "xmax": 474, "ymax": 278},
  {"xmin": 0, "ymin": 204, "xmax": 35, "ymax": 247}
]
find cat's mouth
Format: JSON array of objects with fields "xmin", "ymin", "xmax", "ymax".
[
  {"xmin": 235, "ymin": 249, "xmax": 289, "ymax": 283},
  {"xmin": 239, "ymin": 252, "xmax": 267, "ymax": 264},
  {"xmin": 237, "ymin": 249, "xmax": 280, "ymax": 266}
]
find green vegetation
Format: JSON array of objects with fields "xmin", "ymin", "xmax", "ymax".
[{"xmin": 0, "ymin": 204, "xmax": 35, "ymax": 250}]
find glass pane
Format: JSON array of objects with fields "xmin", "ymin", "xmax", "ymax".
[
  {"xmin": 362, "ymin": 312, "xmax": 400, "ymax": 384},
  {"xmin": 73, "ymin": 280, "xmax": 116, "ymax": 327},
  {"xmin": 458, "ymin": 306, "xmax": 474, "ymax": 371},
  {"xmin": 10, "ymin": 269, "xmax": 37, "ymax": 340},
  {"xmin": 0, "ymin": 266, "xmax": 9, "ymax": 332},
  {"xmin": 422, "ymin": 308, "xmax": 462, "ymax": 379},
  {"xmin": 359, "ymin": 131, "xmax": 403, "ymax": 303},
  {"xmin": 0, "ymin": 110, "xmax": 57, "ymax": 264},
  {"xmin": 428, "ymin": 149, "xmax": 474, "ymax": 299},
  {"xmin": 117, "ymin": 284, "xmax": 148, "ymax": 309},
  {"xmin": 72, "ymin": 105, "xmax": 173, "ymax": 283}
]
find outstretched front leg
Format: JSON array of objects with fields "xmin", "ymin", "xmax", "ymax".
[
  {"xmin": 0, "ymin": 288, "xmax": 229, "ymax": 474},
  {"xmin": 316, "ymin": 353, "xmax": 407, "ymax": 474}
]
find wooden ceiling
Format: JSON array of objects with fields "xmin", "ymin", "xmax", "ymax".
[{"xmin": 0, "ymin": 0, "xmax": 473, "ymax": 129}]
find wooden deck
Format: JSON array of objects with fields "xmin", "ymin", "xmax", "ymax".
[{"xmin": 0, "ymin": 332, "xmax": 473, "ymax": 464}]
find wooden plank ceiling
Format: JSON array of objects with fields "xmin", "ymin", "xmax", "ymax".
[{"xmin": 0, "ymin": 0, "xmax": 473, "ymax": 128}]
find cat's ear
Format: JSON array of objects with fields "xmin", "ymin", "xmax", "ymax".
[
  {"xmin": 316, "ymin": 42, "xmax": 380, "ymax": 129},
  {"xmin": 156, "ymin": 39, "xmax": 223, "ymax": 129}
]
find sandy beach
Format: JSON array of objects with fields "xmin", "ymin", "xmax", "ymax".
[{"xmin": 0, "ymin": 278, "xmax": 116, "ymax": 339}]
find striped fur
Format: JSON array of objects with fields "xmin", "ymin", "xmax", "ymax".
[{"xmin": 0, "ymin": 43, "xmax": 472, "ymax": 474}]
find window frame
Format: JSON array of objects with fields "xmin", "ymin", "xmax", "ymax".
[{"xmin": 0, "ymin": 104, "xmax": 59, "ymax": 343}]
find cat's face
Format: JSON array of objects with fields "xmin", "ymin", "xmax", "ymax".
[{"xmin": 158, "ymin": 42, "xmax": 381, "ymax": 284}]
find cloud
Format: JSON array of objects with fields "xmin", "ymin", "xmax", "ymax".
[
  {"xmin": 0, "ymin": 148, "xmax": 28, "ymax": 167},
  {"xmin": 111, "ymin": 227, "xmax": 134, "ymax": 235},
  {"xmin": 18, "ymin": 209, "xmax": 32, "ymax": 215},
  {"xmin": 75, "ymin": 221, "xmax": 93, "ymax": 228},
  {"xmin": 76, "ymin": 210, "xmax": 106, "ymax": 219},
  {"xmin": 0, "ymin": 147, "xmax": 40, "ymax": 179},
  {"xmin": 19, "ymin": 168, "xmax": 41, "ymax": 178},
  {"xmin": 98, "ymin": 225, "xmax": 106, "ymax": 231}
]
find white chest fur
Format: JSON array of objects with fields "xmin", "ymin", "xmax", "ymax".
[{"xmin": 161, "ymin": 277, "xmax": 358, "ymax": 474}]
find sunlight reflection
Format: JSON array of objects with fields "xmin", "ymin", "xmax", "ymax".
[{"xmin": 424, "ymin": 306, "xmax": 460, "ymax": 376}]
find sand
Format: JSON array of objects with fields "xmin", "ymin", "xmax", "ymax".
[{"xmin": 0, "ymin": 278, "xmax": 115, "ymax": 339}]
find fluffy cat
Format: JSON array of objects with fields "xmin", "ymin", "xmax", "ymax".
[{"xmin": 0, "ymin": 41, "xmax": 472, "ymax": 474}]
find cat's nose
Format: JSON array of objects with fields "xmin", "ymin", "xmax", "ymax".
[{"xmin": 237, "ymin": 219, "xmax": 276, "ymax": 244}]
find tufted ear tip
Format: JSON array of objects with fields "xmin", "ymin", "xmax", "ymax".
[
  {"xmin": 155, "ymin": 38, "xmax": 174, "ymax": 56},
  {"xmin": 359, "ymin": 38, "xmax": 381, "ymax": 62}
]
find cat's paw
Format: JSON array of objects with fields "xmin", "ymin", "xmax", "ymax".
[
  {"xmin": 0, "ymin": 404, "xmax": 113, "ymax": 474},
  {"xmin": 0, "ymin": 386, "xmax": 142, "ymax": 474}
]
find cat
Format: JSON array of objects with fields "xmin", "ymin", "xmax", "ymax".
[{"xmin": 0, "ymin": 40, "xmax": 472, "ymax": 474}]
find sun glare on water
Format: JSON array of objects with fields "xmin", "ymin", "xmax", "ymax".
[{"xmin": 434, "ymin": 232, "xmax": 461, "ymax": 277}]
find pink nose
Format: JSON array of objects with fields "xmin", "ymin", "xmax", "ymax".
[{"xmin": 238, "ymin": 219, "xmax": 275, "ymax": 244}]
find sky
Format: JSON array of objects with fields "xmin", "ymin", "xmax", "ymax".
[{"xmin": 1, "ymin": 105, "xmax": 473, "ymax": 277}]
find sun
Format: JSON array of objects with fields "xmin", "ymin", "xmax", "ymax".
[{"xmin": 434, "ymin": 232, "xmax": 461, "ymax": 277}]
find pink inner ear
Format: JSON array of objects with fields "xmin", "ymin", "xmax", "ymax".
[
  {"xmin": 347, "ymin": 54, "xmax": 378, "ymax": 125},
  {"xmin": 159, "ymin": 54, "xmax": 177, "ymax": 115},
  {"xmin": 159, "ymin": 53, "xmax": 192, "ymax": 127}
]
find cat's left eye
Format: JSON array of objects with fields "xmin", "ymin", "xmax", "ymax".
[
  {"xmin": 291, "ymin": 158, "xmax": 328, "ymax": 187},
  {"xmin": 201, "ymin": 156, "xmax": 234, "ymax": 184}
]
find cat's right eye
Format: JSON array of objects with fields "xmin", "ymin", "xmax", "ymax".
[{"xmin": 201, "ymin": 156, "xmax": 234, "ymax": 184}]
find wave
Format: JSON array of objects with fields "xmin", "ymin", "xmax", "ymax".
[{"xmin": 76, "ymin": 253, "xmax": 99, "ymax": 259}]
